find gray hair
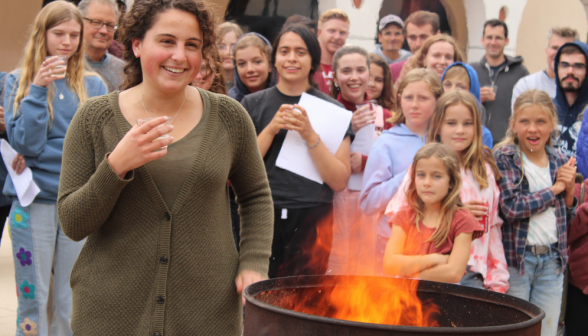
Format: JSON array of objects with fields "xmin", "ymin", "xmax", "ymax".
[
  {"xmin": 78, "ymin": 0, "xmax": 120, "ymax": 20},
  {"xmin": 547, "ymin": 27, "xmax": 579, "ymax": 46}
]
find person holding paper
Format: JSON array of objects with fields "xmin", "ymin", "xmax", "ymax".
[
  {"xmin": 326, "ymin": 46, "xmax": 393, "ymax": 275},
  {"xmin": 242, "ymin": 24, "xmax": 353, "ymax": 278},
  {"xmin": 3, "ymin": 2, "xmax": 107, "ymax": 335},
  {"xmin": 359, "ymin": 68, "xmax": 443, "ymax": 276}
]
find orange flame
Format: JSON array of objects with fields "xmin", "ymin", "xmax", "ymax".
[{"xmin": 271, "ymin": 210, "xmax": 440, "ymax": 327}]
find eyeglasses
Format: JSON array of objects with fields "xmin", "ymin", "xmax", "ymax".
[
  {"xmin": 558, "ymin": 62, "xmax": 587, "ymax": 73},
  {"xmin": 83, "ymin": 17, "xmax": 117, "ymax": 32}
]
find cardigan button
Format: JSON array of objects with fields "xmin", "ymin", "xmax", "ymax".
[
  {"xmin": 160, "ymin": 256, "xmax": 169, "ymax": 264},
  {"xmin": 157, "ymin": 295, "xmax": 165, "ymax": 304},
  {"xmin": 164, "ymin": 212, "xmax": 171, "ymax": 221}
]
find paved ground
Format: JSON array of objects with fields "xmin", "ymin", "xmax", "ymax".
[{"xmin": 0, "ymin": 222, "xmax": 17, "ymax": 336}]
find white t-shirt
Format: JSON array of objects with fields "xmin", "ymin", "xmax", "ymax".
[
  {"xmin": 511, "ymin": 71, "xmax": 556, "ymax": 111},
  {"xmin": 522, "ymin": 152, "xmax": 558, "ymax": 245}
]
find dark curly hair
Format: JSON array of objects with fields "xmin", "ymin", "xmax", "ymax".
[{"xmin": 118, "ymin": 0, "xmax": 217, "ymax": 90}]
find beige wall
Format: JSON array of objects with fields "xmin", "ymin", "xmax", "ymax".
[
  {"xmin": 0, "ymin": 0, "xmax": 43, "ymax": 73},
  {"xmin": 517, "ymin": 0, "xmax": 588, "ymax": 74}
]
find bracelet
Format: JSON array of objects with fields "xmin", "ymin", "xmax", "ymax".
[{"xmin": 307, "ymin": 135, "xmax": 320, "ymax": 149}]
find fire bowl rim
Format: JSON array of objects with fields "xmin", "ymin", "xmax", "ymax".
[{"xmin": 244, "ymin": 275, "xmax": 545, "ymax": 334}]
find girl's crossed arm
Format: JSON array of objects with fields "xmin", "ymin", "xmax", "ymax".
[
  {"xmin": 383, "ymin": 225, "xmax": 449, "ymax": 277},
  {"xmin": 418, "ymin": 232, "xmax": 472, "ymax": 283}
]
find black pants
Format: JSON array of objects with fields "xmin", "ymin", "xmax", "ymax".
[
  {"xmin": 0, "ymin": 204, "xmax": 10, "ymax": 244},
  {"xmin": 565, "ymin": 282, "xmax": 588, "ymax": 335},
  {"xmin": 229, "ymin": 187, "xmax": 240, "ymax": 252},
  {"xmin": 269, "ymin": 203, "xmax": 333, "ymax": 279}
]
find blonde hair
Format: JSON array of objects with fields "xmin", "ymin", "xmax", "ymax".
[
  {"xmin": 405, "ymin": 34, "xmax": 464, "ymax": 73},
  {"xmin": 318, "ymin": 9, "xmax": 350, "ymax": 27},
  {"xmin": 232, "ymin": 34, "xmax": 271, "ymax": 63},
  {"xmin": 388, "ymin": 68, "xmax": 443, "ymax": 125},
  {"xmin": 494, "ymin": 89, "xmax": 559, "ymax": 151},
  {"xmin": 13, "ymin": 0, "xmax": 93, "ymax": 126},
  {"xmin": 216, "ymin": 21, "xmax": 243, "ymax": 43},
  {"xmin": 406, "ymin": 143, "xmax": 463, "ymax": 248},
  {"xmin": 428, "ymin": 91, "xmax": 502, "ymax": 188},
  {"xmin": 442, "ymin": 66, "xmax": 469, "ymax": 88}
]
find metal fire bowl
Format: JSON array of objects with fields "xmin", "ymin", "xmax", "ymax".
[{"xmin": 244, "ymin": 275, "xmax": 544, "ymax": 336}]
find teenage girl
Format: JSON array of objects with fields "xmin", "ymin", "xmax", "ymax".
[
  {"xmin": 494, "ymin": 89, "xmax": 577, "ymax": 336},
  {"xmin": 386, "ymin": 91, "xmax": 509, "ymax": 292},
  {"xmin": 396, "ymin": 34, "xmax": 464, "ymax": 85},
  {"xmin": 216, "ymin": 22, "xmax": 243, "ymax": 91},
  {"xmin": 191, "ymin": 52, "xmax": 227, "ymax": 94},
  {"xmin": 383, "ymin": 143, "xmax": 481, "ymax": 283},
  {"xmin": 4, "ymin": 1, "xmax": 107, "ymax": 335},
  {"xmin": 229, "ymin": 32, "xmax": 277, "ymax": 102},
  {"xmin": 241, "ymin": 24, "xmax": 353, "ymax": 278},
  {"xmin": 360, "ymin": 68, "xmax": 443, "ymax": 275},
  {"xmin": 326, "ymin": 46, "xmax": 391, "ymax": 275},
  {"xmin": 367, "ymin": 53, "xmax": 397, "ymax": 112}
]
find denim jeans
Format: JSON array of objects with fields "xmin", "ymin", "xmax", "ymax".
[
  {"xmin": 10, "ymin": 200, "xmax": 85, "ymax": 336},
  {"xmin": 506, "ymin": 249, "xmax": 564, "ymax": 336},
  {"xmin": 460, "ymin": 266, "xmax": 485, "ymax": 289}
]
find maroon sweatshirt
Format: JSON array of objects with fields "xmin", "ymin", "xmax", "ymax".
[{"xmin": 569, "ymin": 201, "xmax": 588, "ymax": 294}]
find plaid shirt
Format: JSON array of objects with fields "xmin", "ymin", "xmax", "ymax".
[{"xmin": 494, "ymin": 144, "xmax": 576, "ymax": 275}]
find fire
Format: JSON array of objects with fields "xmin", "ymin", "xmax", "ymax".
[{"xmin": 268, "ymin": 211, "xmax": 440, "ymax": 327}]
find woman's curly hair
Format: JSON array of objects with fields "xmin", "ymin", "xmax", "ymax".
[{"xmin": 118, "ymin": 0, "xmax": 217, "ymax": 90}]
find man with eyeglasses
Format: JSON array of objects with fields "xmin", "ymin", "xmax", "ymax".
[
  {"xmin": 553, "ymin": 41, "xmax": 588, "ymax": 160},
  {"xmin": 78, "ymin": 0, "xmax": 125, "ymax": 92},
  {"xmin": 512, "ymin": 28, "xmax": 579, "ymax": 110}
]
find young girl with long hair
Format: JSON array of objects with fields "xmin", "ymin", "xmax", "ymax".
[
  {"xmin": 57, "ymin": 0, "xmax": 273, "ymax": 334},
  {"xmin": 494, "ymin": 90, "xmax": 577, "ymax": 336},
  {"xmin": 367, "ymin": 53, "xmax": 397, "ymax": 112},
  {"xmin": 386, "ymin": 91, "xmax": 509, "ymax": 292},
  {"xmin": 396, "ymin": 34, "xmax": 464, "ymax": 85},
  {"xmin": 241, "ymin": 24, "xmax": 353, "ymax": 278},
  {"xmin": 326, "ymin": 46, "xmax": 392, "ymax": 275},
  {"xmin": 229, "ymin": 32, "xmax": 277, "ymax": 102},
  {"xmin": 216, "ymin": 21, "xmax": 243, "ymax": 91},
  {"xmin": 383, "ymin": 143, "xmax": 481, "ymax": 283},
  {"xmin": 191, "ymin": 51, "xmax": 227, "ymax": 94},
  {"xmin": 360, "ymin": 68, "xmax": 443, "ymax": 275},
  {"xmin": 4, "ymin": 1, "xmax": 107, "ymax": 334}
]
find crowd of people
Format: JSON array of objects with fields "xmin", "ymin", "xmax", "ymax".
[{"xmin": 0, "ymin": 0, "xmax": 587, "ymax": 335}]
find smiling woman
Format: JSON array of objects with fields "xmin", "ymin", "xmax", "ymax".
[
  {"xmin": 57, "ymin": 0, "xmax": 274, "ymax": 335},
  {"xmin": 404, "ymin": 34, "xmax": 464, "ymax": 79}
]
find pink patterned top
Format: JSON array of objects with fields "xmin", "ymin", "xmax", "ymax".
[{"xmin": 385, "ymin": 163, "xmax": 510, "ymax": 293}]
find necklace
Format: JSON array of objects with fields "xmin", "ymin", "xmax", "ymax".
[
  {"xmin": 139, "ymin": 85, "xmax": 186, "ymax": 124},
  {"xmin": 54, "ymin": 81, "xmax": 65, "ymax": 100}
]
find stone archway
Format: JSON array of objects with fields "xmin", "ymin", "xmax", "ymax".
[{"xmin": 439, "ymin": 0, "xmax": 468, "ymax": 59}]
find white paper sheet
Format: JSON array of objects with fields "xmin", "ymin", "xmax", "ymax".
[
  {"xmin": 276, "ymin": 93, "xmax": 352, "ymax": 184},
  {"xmin": 347, "ymin": 123, "xmax": 376, "ymax": 190},
  {"xmin": 0, "ymin": 140, "xmax": 40, "ymax": 206}
]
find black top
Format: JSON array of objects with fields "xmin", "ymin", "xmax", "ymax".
[{"xmin": 241, "ymin": 86, "xmax": 353, "ymax": 208}]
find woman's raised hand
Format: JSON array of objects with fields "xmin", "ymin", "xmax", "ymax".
[
  {"xmin": 265, "ymin": 104, "xmax": 291, "ymax": 135},
  {"xmin": 107, "ymin": 116, "xmax": 174, "ymax": 179},
  {"xmin": 283, "ymin": 104, "xmax": 318, "ymax": 144},
  {"xmin": 351, "ymin": 105, "xmax": 376, "ymax": 133},
  {"xmin": 32, "ymin": 56, "xmax": 66, "ymax": 88}
]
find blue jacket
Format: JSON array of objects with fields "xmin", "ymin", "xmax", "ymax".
[
  {"xmin": 228, "ymin": 32, "xmax": 278, "ymax": 102},
  {"xmin": 553, "ymin": 41, "xmax": 588, "ymax": 160},
  {"xmin": 359, "ymin": 123, "xmax": 426, "ymax": 238},
  {"xmin": 576, "ymin": 107, "xmax": 588, "ymax": 177},
  {"xmin": 3, "ymin": 72, "xmax": 107, "ymax": 203},
  {"xmin": 0, "ymin": 72, "xmax": 11, "ymax": 207},
  {"xmin": 441, "ymin": 62, "xmax": 493, "ymax": 148}
]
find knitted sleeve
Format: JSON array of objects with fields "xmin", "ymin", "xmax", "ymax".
[
  {"xmin": 223, "ymin": 97, "xmax": 274, "ymax": 277},
  {"xmin": 58, "ymin": 96, "xmax": 133, "ymax": 241}
]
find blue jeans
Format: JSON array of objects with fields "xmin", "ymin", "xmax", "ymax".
[
  {"xmin": 10, "ymin": 200, "xmax": 85, "ymax": 336},
  {"xmin": 506, "ymin": 249, "xmax": 564, "ymax": 336}
]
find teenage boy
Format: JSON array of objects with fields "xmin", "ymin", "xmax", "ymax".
[{"xmin": 313, "ymin": 9, "xmax": 350, "ymax": 94}]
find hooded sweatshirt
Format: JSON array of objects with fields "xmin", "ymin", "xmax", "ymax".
[
  {"xmin": 359, "ymin": 123, "xmax": 426, "ymax": 238},
  {"xmin": 228, "ymin": 32, "xmax": 278, "ymax": 102},
  {"xmin": 441, "ymin": 62, "xmax": 493, "ymax": 149},
  {"xmin": 470, "ymin": 55, "xmax": 529, "ymax": 143},
  {"xmin": 372, "ymin": 45, "xmax": 412, "ymax": 65},
  {"xmin": 553, "ymin": 41, "xmax": 588, "ymax": 161}
]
